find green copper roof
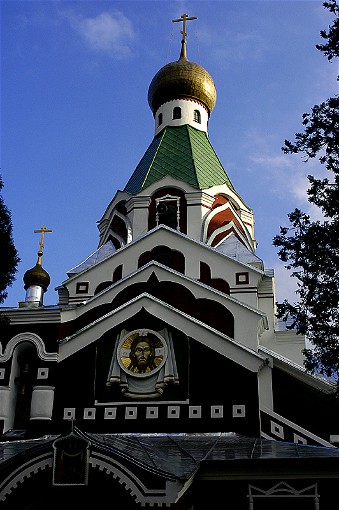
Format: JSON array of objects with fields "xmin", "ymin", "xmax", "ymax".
[{"xmin": 124, "ymin": 125, "xmax": 235, "ymax": 194}]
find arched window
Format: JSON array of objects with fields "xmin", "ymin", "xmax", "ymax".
[
  {"xmin": 137, "ymin": 246, "xmax": 185, "ymax": 273},
  {"xmin": 158, "ymin": 113, "xmax": 163, "ymax": 126},
  {"xmin": 173, "ymin": 107, "xmax": 181, "ymax": 120},
  {"xmin": 156, "ymin": 195, "xmax": 180, "ymax": 230},
  {"xmin": 148, "ymin": 188, "xmax": 187, "ymax": 234},
  {"xmin": 94, "ymin": 281, "xmax": 112, "ymax": 295},
  {"xmin": 199, "ymin": 261, "xmax": 230, "ymax": 294},
  {"xmin": 113, "ymin": 264, "xmax": 123, "ymax": 283},
  {"xmin": 193, "ymin": 109, "xmax": 201, "ymax": 123},
  {"xmin": 110, "ymin": 214, "xmax": 127, "ymax": 244}
]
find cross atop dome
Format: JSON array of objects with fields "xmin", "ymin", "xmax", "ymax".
[
  {"xmin": 22, "ymin": 225, "xmax": 52, "ymax": 306},
  {"xmin": 172, "ymin": 13, "xmax": 197, "ymax": 61},
  {"xmin": 34, "ymin": 225, "xmax": 52, "ymax": 263},
  {"xmin": 172, "ymin": 13, "xmax": 197, "ymax": 43},
  {"xmin": 147, "ymin": 14, "xmax": 216, "ymax": 120}
]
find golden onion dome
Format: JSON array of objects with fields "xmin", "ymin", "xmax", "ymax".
[
  {"xmin": 148, "ymin": 42, "xmax": 216, "ymax": 116},
  {"xmin": 23, "ymin": 255, "xmax": 50, "ymax": 292}
]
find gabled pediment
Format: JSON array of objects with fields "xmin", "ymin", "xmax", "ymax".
[
  {"xmin": 65, "ymin": 262, "xmax": 264, "ymax": 317},
  {"xmin": 60, "ymin": 261, "xmax": 267, "ymax": 349},
  {"xmin": 59, "ymin": 292, "xmax": 266, "ymax": 373},
  {"xmin": 60, "ymin": 226, "xmax": 265, "ymax": 304}
]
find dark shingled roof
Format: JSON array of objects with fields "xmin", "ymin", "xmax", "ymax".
[
  {"xmin": 124, "ymin": 125, "xmax": 235, "ymax": 194},
  {"xmin": 1, "ymin": 432, "xmax": 339, "ymax": 483}
]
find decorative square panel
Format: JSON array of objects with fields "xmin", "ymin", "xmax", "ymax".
[
  {"xmin": 270, "ymin": 420, "xmax": 284, "ymax": 439},
  {"xmin": 125, "ymin": 407, "xmax": 137, "ymax": 419},
  {"xmin": 211, "ymin": 405, "xmax": 223, "ymax": 418},
  {"xmin": 76, "ymin": 282, "xmax": 89, "ymax": 294},
  {"xmin": 84, "ymin": 408, "xmax": 96, "ymax": 420},
  {"xmin": 236, "ymin": 272, "xmax": 249, "ymax": 285},
  {"xmin": 104, "ymin": 408, "xmax": 117, "ymax": 419},
  {"xmin": 189, "ymin": 406, "xmax": 201, "ymax": 418},
  {"xmin": 233, "ymin": 404, "xmax": 245, "ymax": 418},
  {"xmin": 63, "ymin": 408, "xmax": 75, "ymax": 420},
  {"xmin": 167, "ymin": 406, "xmax": 180, "ymax": 418},
  {"xmin": 37, "ymin": 368, "xmax": 49, "ymax": 379},
  {"xmin": 146, "ymin": 407, "xmax": 159, "ymax": 419}
]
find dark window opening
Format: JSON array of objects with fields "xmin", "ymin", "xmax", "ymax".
[
  {"xmin": 199, "ymin": 261, "xmax": 230, "ymax": 294},
  {"xmin": 148, "ymin": 188, "xmax": 187, "ymax": 234},
  {"xmin": 116, "ymin": 201, "xmax": 127, "ymax": 215},
  {"xmin": 110, "ymin": 215, "xmax": 127, "ymax": 244},
  {"xmin": 156, "ymin": 200, "xmax": 178, "ymax": 229},
  {"xmin": 108, "ymin": 235, "xmax": 121, "ymax": 250},
  {"xmin": 173, "ymin": 107, "xmax": 181, "ymax": 119},
  {"xmin": 138, "ymin": 246, "xmax": 185, "ymax": 273},
  {"xmin": 158, "ymin": 113, "xmax": 163, "ymax": 126},
  {"xmin": 194, "ymin": 109, "xmax": 201, "ymax": 123},
  {"xmin": 113, "ymin": 264, "xmax": 123, "ymax": 283}
]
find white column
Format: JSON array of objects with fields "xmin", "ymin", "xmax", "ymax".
[
  {"xmin": 186, "ymin": 191, "xmax": 214, "ymax": 242},
  {"xmin": 0, "ymin": 386, "xmax": 14, "ymax": 432},
  {"xmin": 30, "ymin": 385, "xmax": 55, "ymax": 420},
  {"xmin": 126, "ymin": 196, "xmax": 151, "ymax": 240},
  {"xmin": 258, "ymin": 361, "xmax": 274, "ymax": 411}
]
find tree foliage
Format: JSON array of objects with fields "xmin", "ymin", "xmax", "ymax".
[
  {"xmin": 0, "ymin": 175, "xmax": 20, "ymax": 304},
  {"xmin": 273, "ymin": 1, "xmax": 339, "ymax": 387}
]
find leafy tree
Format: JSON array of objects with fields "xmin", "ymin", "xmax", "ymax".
[
  {"xmin": 0, "ymin": 175, "xmax": 20, "ymax": 304},
  {"xmin": 273, "ymin": 1, "xmax": 339, "ymax": 388}
]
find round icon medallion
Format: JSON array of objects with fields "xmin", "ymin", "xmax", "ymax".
[{"xmin": 117, "ymin": 330, "xmax": 167, "ymax": 378}]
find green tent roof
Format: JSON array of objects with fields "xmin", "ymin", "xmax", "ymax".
[{"xmin": 124, "ymin": 125, "xmax": 235, "ymax": 194}]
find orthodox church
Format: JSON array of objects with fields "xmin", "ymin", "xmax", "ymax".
[{"xmin": 1, "ymin": 14, "xmax": 339, "ymax": 510}]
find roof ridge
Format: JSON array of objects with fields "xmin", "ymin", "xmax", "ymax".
[
  {"xmin": 186, "ymin": 124, "xmax": 236, "ymax": 191},
  {"xmin": 140, "ymin": 128, "xmax": 167, "ymax": 191}
]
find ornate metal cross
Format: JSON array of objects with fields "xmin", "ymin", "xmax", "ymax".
[
  {"xmin": 172, "ymin": 13, "xmax": 197, "ymax": 43},
  {"xmin": 34, "ymin": 225, "xmax": 52, "ymax": 254}
]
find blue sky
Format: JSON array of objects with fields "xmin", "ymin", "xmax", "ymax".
[{"xmin": 1, "ymin": 0, "xmax": 337, "ymax": 308}]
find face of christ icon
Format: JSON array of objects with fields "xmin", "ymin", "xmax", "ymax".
[
  {"xmin": 128, "ymin": 336, "xmax": 157, "ymax": 374},
  {"xmin": 106, "ymin": 329, "xmax": 179, "ymax": 399}
]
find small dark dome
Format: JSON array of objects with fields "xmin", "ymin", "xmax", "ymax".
[
  {"xmin": 24, "ymin": 262, "xmax": 50, "ymax": 291},
  {"xmin": 148, "ymin": 57, "xmax": 216, "ymax": 116}
]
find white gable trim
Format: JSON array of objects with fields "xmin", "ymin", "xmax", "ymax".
[
  {"xmin": 62, "ymin": 225, "xmax": 265, "ymax": 286},
  {"xmin": 59, "ymin": 293, "xmax": 266, "ymax": 372},
  {"xmin": 66, "ymin": 262, "xmax": 266, "ymax": 319},
  {"xmin": 61, "ymin": 261, "xmax": 268, "ymax": 342}
]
